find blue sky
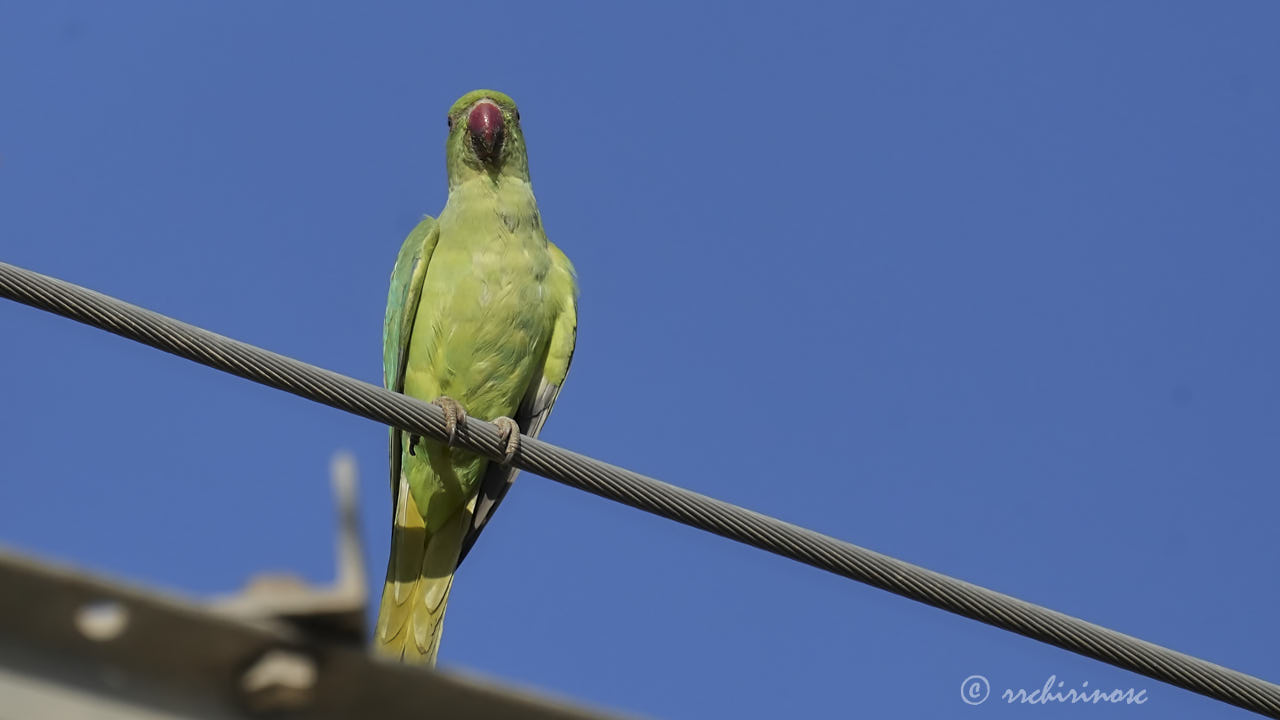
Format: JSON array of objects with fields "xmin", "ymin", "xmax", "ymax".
[{"xmin": 2, "ymin": 2, "xmax": 1279, "ymax": 718}]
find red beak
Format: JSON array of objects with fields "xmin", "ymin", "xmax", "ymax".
[{"xmin": 467, "ymin": 102, "xmax": 505, "ymax": 163}]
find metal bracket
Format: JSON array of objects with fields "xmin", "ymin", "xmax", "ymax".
[{"xmin": 208, "ymin": 452, "xmax": 368, "ymax": 644}]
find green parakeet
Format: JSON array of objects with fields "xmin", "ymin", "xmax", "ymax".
[{"xmin": 375, "ymin": 90, "xmax": 578, "ymax": 664}]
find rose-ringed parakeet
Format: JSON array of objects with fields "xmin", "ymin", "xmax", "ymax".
[{"xmin": 376, "ymin": 89, "xmax": 578, "ymax": 664}]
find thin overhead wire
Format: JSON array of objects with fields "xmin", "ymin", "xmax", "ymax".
[{"xmin": 2, "ymin": 259, "xmax": 1278, "ymax": 718}]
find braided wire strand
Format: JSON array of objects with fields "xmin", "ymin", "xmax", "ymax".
[{"xmin": 2, "ymin": 260, "xmax": 1277, "ymax": 718}]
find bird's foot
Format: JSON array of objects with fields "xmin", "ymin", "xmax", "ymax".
[
  {"xmin": 432, "ymin": 396, "xmax": 468, "ymax": 446},
  {"xmin": 491, "ymin": 416, "xmax": 521, "ymax": 464}
]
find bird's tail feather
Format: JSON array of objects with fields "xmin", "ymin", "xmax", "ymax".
[{"xmin": 374, "ymin": 478, "xmax": 472, "ymax": 665}]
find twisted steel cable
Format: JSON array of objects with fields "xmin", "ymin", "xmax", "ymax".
[{"xmin": 2, "ymin": 259, "xmax": 1278, "ymax": 718}]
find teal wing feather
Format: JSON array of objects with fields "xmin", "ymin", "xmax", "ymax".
[{"xmin": 383, "ymin": 216, "xmax": 440, "ymax": 502}]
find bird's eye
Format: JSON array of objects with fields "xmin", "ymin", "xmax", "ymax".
[
  {"xmin": 447, "ymin": 115, "xmax": 454, "ymax": 130},
  {"xmin": 515, "ymin": 110, "xmax": 521, "ymax": 122}
]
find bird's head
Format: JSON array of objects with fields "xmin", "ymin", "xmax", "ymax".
[{"xmin": 445, "ymin": 89, "xmax": 529, "ymax": 187}]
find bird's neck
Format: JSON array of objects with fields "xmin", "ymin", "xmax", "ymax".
[{"xmin": 441, "ymin": 175, "xmax": 542, "ymax": 236}]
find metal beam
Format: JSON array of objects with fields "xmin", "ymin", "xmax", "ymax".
[
  {"xmin": 0, "ymin": 547, "xmax": 626, "ymax": 720},
  {"xmin": 0, "ymin": 454, "xmax": 627, "ymax": 719}
]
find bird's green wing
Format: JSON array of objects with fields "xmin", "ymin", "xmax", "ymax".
[
  {"xmin": 383, "ymin": 216, "xmax": 440, "ymax": 501},
  {"xmin": 456, "ymin": 242, "xmax": 578, "ymax": 565}
]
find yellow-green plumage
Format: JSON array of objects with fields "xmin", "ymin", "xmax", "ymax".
[{"xmin": 375, "ymin": 90, "xmax": 578, "ymax": 664}]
